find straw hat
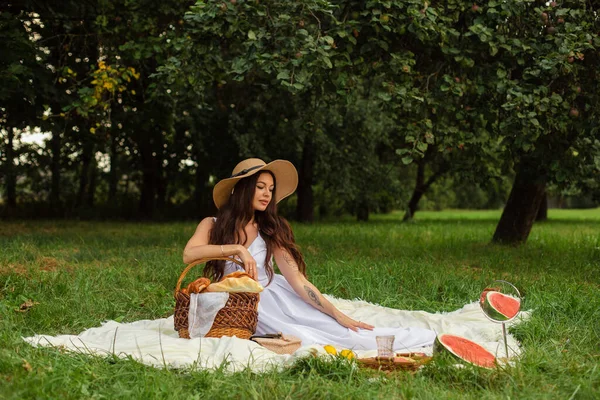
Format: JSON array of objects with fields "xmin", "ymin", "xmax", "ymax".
[{"xmin": 213, "ymin": 158, "xmax": 298, "ymax": 209}]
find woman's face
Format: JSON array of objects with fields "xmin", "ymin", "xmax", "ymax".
[{"xmin": 252, "ymin": 172, "xmax": 274, "ymax": 212}]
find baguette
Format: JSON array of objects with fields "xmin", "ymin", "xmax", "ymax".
[{"xmin": 205, "ymin": 271, "xmax": 263, "ymax": 293}]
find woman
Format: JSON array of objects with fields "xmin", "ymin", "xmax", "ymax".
[{"xmin": 183, "ymin": 158, "xmax": 435, "ymax": 350}]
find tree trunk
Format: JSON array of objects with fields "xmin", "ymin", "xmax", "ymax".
[
  {"xmin": 194, "ymin": 158, "xmax": 211, "ymax": 217},
  {"xmin": 5, "ymin": 128, "xmax": 17, "ymax": 211},
  {"xmin": 85, "ymin": 157, "xmax": 97, "ymax": 207},
  {"xmin": 492, "ymin": 166, "xmax": 546, "ymax": 244},
  {"xmin": 356, "ymin": 198, "xmax": 369, "ymax": 221},
  {"xmin": 75, "ymin": 140, "xmax": 94, "ymax": 209},
  {"xmin": 108, "ymin": 134, "xmax": 118, "ymax": 199},
  {"xmin": 139, "ymin": 138, "xmax": 157, "ymax": 218},
  {"xmin": 403, "ymin": 158, "xmax": 446, "ymax": 221},
  {"xmin": 50, "ymin": 130, "xmax": 61, "ymax": 209},
  {"xmin": 536, "ymin": 191, "xmax": 548, "ymax": 221},
  {"xmin": 156, "ymin": 162, "xmax": 167, "ymax": 212},
  {"xmin": 124, "ymin": 173, "xmax": 130, "ymax": 197},
  {"xmin": 296, "ymin": 136, "xmax": 315, "ymax": 222},
  {"xmin": 403, "ymin": 159, "xmax": 426, "ymax": 221}
]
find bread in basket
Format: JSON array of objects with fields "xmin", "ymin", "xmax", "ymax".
[{"xmin": 174, "ymin": 257, "xmax": 260, "ymax": 339}]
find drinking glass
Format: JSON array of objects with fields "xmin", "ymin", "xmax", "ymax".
[{"xmin": 376, "ymin": 335, "xmax": 395, "ymax": 358}]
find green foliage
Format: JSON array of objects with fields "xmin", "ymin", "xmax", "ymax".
[
  {"xmin": 0, "ymin": 12, "xmax": 41, "ymax": 105},
  {"xmin": 1, "ymin": 0, "xmax": 599, "ymax": 222}
]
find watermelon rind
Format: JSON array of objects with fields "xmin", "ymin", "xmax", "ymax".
[
  {"xmin": 433, "ymin": 334, "xmax": 497, "ymax": 369},
  {"xmin": 483, "ymin": 291, "xmax": 520, "ymax": 321}
]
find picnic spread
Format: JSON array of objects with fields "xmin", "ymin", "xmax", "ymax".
[
  {"xmin": 23, "ymin": 295, "xmax": 528, "ymax": 373},
  {"xmin": 23, "ymin": 254, "xmax": 529, "ymax": 372}
]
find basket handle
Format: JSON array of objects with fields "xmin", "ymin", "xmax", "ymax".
[{"xmin": 174, "ymin": 256, "xmax": 244, "ymax": 297}]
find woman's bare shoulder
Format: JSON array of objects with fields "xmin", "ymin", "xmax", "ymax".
[
  {"xmin": 185, "ymin": 217, "xmax": 215, "ymax": 248},
  {"xmin": 196, "ymin": 216, "xmax": 216, "ymax": 231},
  {"xmin": 200, "ymin": 216, "xmax": 216, "ymax": 225}
]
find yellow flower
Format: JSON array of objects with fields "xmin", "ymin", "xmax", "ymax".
[
  {"xmin": 89, "ymin": 127, "xmax": 96, "ymax": 134},
  {"xmin": 340, "ymin": 349, "xmax": 355, "ymax": 360},
  {"xmin": 323, "ymin": 345, "xmax": 337, "ymax": 355},
  {"xmin": 131, "ymin": 90, "xmax": 136, "ymax": 95}
]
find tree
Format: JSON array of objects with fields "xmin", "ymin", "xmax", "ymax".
[
  {"xmin": 0, "ymin": 9, "xmax": 52, "ymax": 215},
  {"xmin": 468, "ymin": 1, "xmax": 600, "ymax": 243},
  {"xmin": 168, "ymin": 0, "xmax": 348, "ymax": 221},
  {"xmin": 341, "ymin": 0, "xmax": 598, "ymax": 236}
]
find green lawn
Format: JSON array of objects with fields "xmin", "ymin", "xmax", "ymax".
[{"xmin": 1, "ymin": 209, "xmax": 599, "ymax": 399}]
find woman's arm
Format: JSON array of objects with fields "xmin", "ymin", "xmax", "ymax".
[
  {"xmin": 273, "ymin": 247, "xmax": 374, "ymax": 332},
  {"xmin": 182, "ymin": 217, "xmax": 258, "ymax": 278}
]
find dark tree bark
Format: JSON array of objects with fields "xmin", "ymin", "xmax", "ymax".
[
  {"xmin": 493, "ymin": 165, "xmax": 546, "ymax": 244},
  {"xmin": 536, "ymin": 191, "xmax": 548, "ymax": 221},
  {"xmin": 49, "ymin": 130, "xmax": 62, "ymax": 209},
  {"xmin": 75, "ymin": 140, "xmax": 94, "ymax": 209},
  {"xmin": 404, "ymin": 159, "xmax": 426, "ymax": 221},
  {"xmin": 356, "ymin": 198, "xmax": 369, "ymax": 221},
  {"xmin": 296, "ymin": 136, "xmax": 315, "ymax": 222},
  {"xmin": 193, "ymin": 159, "xmax": 212, "ymax": 217},
  {"xmin": 85, "ymin": 157, "xmax": 97, "ymax": 207},
  {"xmin": 403, "ymin": 158, "xmax": 446, "ymax": 221},
  {"xmin": 108, "ymin": 134, "xmax": 118, "ymax": 199},
  {"xmin": 139, "ymin": 137, "xmax": 158, "ymax": 219},
  {"xmin": 156, "ymin": 162, "xmax": 167, "ymax": 212},
  {"xmin": 124, "ymin": 173, "xmax": 130, "ymax": 197},
  {"xmin": 5, "ymin": 128, "xmax": 17, "ymax": 211}
]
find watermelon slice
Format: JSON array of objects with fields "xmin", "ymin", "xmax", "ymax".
[
  {"xmin": 433, "ymin": 334, "xmax": 497, "ymax": 369},
  {"xmin": 482, "ymin": 291, "xmax": 520, "ymax": 321}
]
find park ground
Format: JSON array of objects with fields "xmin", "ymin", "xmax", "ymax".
[{"xmin": 0, "ymin": 209, "xmax": 599, "ymax": 399}]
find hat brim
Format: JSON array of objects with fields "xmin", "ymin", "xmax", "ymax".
[{"xmin": 213, "ymin": 160, "xmax": 298, "ymax": 209}]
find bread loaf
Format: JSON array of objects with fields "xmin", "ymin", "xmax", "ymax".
[
  {"xmin": 205, "ymin": 271, "xmax": 263, "ymax": 293},
  {"xmin": 187, "ymin": 277, "xmax": 211, "ymax": 294}
]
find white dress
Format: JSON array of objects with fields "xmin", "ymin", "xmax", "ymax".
[{"xmin": 223, "ymin": 232, "xmax": 436, "ymax": 350}]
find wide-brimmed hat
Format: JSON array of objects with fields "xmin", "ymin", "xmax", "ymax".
[{"xmin": 213, "ymin": 158, "xmax": 298, "ymax": 209}]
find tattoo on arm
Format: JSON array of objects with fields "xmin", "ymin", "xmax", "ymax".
[
  {"xmin": 304, "ymin": 285, "xmax": 323, "ymax": 308},
  {"xmin": 283, "ymin": 252, "xmax": 299, "ymax": 271}
]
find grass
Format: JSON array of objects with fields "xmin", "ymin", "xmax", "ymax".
[{"xmin": 1, "ymin": 209, "xmax": 599, "ymax": 399}]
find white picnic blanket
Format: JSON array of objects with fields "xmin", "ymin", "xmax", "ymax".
[{"xmin": 23, "ymin": 296, "xmax": 530, "ymax": 373}]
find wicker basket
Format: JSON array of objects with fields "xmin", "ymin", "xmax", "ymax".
[{"xmin": 174, "ymin": 257, "xmax": 259, "ymax": 340}]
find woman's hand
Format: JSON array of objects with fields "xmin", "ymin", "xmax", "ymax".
[
  {"xmin": 238, "ymin": 246, "xmax": 257, "ymax": 280},
  {"xmin": 334, "ymin": 311, "xmax": 375, "ymax": 332}
]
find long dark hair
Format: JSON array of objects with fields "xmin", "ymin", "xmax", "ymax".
[{"xmin": 204, "ymin": 171, "xmax": 306, "ymax": 284}]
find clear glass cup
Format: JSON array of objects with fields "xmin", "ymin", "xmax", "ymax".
[{"xmin": 376, "ymin": 335, "xmax": 395, "ymax": 358}]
